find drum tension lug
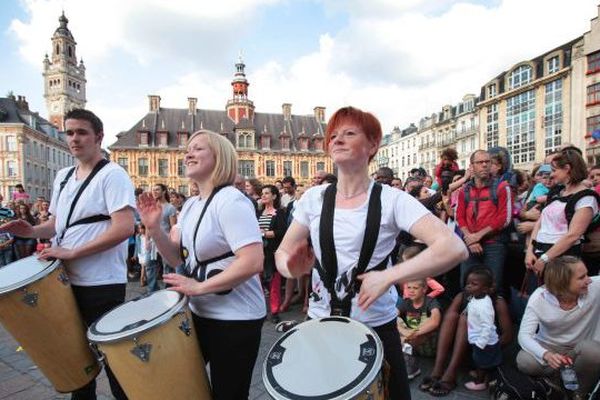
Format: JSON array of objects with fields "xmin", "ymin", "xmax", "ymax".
[
  {"xmin": 21, "ymin": 289, "xmax": 38, "ymax": 307},
  {"xmin": 130, "ymin": 338, "xmax": 152, "ymax": 363},
  {"xmin": 179, "ymin": 317, "xmax": 191, "ymax": 336},
  {"xmin": 57, "ymin": 271, "xmax": 70, "ymax": 285}
]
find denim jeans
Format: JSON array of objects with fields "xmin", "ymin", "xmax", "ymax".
[
  {"xmin": 460, "ymin": 241, "xmax": 507, "ymax": 293},
  {"xmin": 0, "ymin": 247, "xmax": 14, "ymax": 266},
  {"xmin": 145, "ymin": 260, "xmax": 161, "ymax": 293}
]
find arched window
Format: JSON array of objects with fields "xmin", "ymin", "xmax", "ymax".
[
  {"xmin": 68, "ymin": 46, "xmax": 72, "ymax": 57},
  {"xmin": 56, "ymin": 44, "xmax": 59, "ymax": 55},
  {"xmin": 509, "ymin": 65, "xmax": 533, "ymax": 90}
]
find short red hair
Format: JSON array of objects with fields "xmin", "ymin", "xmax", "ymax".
[{"xmin": 325, "ymin": 106, "xmax": 382, "ymax": 162}]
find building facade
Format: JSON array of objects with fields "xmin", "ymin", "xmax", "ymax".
[
  {"xmin": 109, "ymin": 58, "xmax": 333, "ymax": 193},
  {"xmin": 0, "ymin": 95, "xmax": 73, "ymax": 201}
]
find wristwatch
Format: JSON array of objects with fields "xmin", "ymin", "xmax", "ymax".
[{"xmin": 540, "ymin": 253, "xmax": 550, "ymax": 264}]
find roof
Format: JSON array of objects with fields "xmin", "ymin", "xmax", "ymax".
[
  {"xmin": 0, "ymin": 96, "xmax": 63, "ymax": 141},
  {"xmin": 109, "ymin": 106, "xmax": 327, "ymax": 152}
]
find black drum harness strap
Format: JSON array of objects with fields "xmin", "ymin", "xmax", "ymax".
[
  {"xmin": 318, "ymin": 182, "xmax": 388, "ymax": 317},
  {"xmin": 181, "ymin": 185, "xmax": 234, "ymax": 292},
  {"xmin": 56, "ymin": 158, "xmax": 110, "ymax": 245}
]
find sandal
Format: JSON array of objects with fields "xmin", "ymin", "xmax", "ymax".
[
  {"xmin": 429, "ymin": 381, "xmax": 456, "ymax": 397},
  {"xmin": 419, "ymin": 376, "xmax": 439, "ymax": 392},
  {"xmin": 464, "ymin": 381, "xmax": 487, "ymax": 391},
  {"xmin": 275, "ymin": 320, "xmax": 298, "ymax": 333}
]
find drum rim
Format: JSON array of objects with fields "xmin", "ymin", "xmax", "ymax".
[
  {"xmin": 87, "ymin": 290, "xmax": 188, "ymax": 343},
  {"xmin": 0, "ymin": 256, "xmax": 58, "ymax": 295},
  {"xmin": 262, "ymin": 316, "xmax": 384, "ymax": 400}
]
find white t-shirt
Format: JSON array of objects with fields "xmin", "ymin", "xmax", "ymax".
[
  {"xmin": 467, "ymin": 295, "xmax": 499, "ymax": 349},
  {"xmin": 49, "ymin": 162, "xmax": 136, "ymax": 286},
  {"xmin": 294, "ymin": 181, "xmax": 430, "ymax": 326},
  {"xmin": 536, "ymin": 195, "xmax": 599, "ymax": 244},
  {"xmin": 178, "ymin": 186, "xmax": 266, "ymax": 321}
]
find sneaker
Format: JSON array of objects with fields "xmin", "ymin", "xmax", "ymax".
[{"xmin": 403, "ymin": 353, "xmax": 421, "ymax": 380}]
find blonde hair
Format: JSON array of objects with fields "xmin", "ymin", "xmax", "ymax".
[
  {"xmin": 188, "ymin": 130, "xmax": 237, "ymax": 187},
  {"xmin": 544, "ymin": 256, "xmax": 581, "ymax": 299}
]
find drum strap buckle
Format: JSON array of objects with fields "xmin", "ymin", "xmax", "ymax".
[
  {"xmin": 329, "ymin": 297, "xmax": 351, "ymax": 317},
  {"xmin": 21, "ymin": 288, "xmax": 38, "ymax": 307}
]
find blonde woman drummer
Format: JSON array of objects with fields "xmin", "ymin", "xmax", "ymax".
[
  {"xmin": 137, "ymin": 129, "xmax": 265, "ymax": 400},
  {"xmin": 275, "ymin": 106, "xmax": 468, "ymax": 399}
]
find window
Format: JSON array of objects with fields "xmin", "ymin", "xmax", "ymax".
[
  {"xmin": 178, "ymin": 132, "xmax": 189, "ymax": 147},
  {"xmin": 545, "ymin": 79, "xmax": 563, "ymax": 153},
  {"xmin": 7, "ymin": 161, "xmax": 17, "ymax": 177},
  {"xmin": 587, "ymin": 83, "xmax": 600, "ymax": 106},
  {"xmin": 266, "ymin": 160, "xmax": 275, "ymax": 177},
  {"xmin": 587, "ymin": 115, "xmax": 600, "ymax": 138},
  {"xmin": 138, "ymin": 158, "xmax": 148, "ymax": 176},
  {"xmin": 508, "ymin": 65, "xmax": 532, "ymax": 90},
  {"xmin": 300, "ymin": 161, "xmax": 309, "ymax": 178},
  {"xmin": 140, "ymin": 132, "xmax": 149, "ymax": 146},
  {"xmin": 487, "ymin": 84, "xmax": 497, "ymax": 99},
  {"xmin": 6, "ymin": 136, "xmax": 17, "ymax": 152},
  {"xmin": 486, "ymin": 103, "xmax": 499, "ymax": 149},
  {"xmin": 117, "ymin": 157, "xmax": 128, "ymax": 172},
  {"xmin": 281, "ymin": 137, "xmax": 290, "ymax": 150},
  {"xmin": 283, "ymin": 161, "xmax": 293, "ymax": 177},
  {"xmin": 588, "ymin": 51, "xmax": 600, "ymax": 74},
  {"xmin": 316, "ymin": 162, "xmax": 325, "ymax": 172},
  {"xmin": 158, "ymin": 159, "xmax": 169, "ymax": 177},
  {"xmin": 158, "ymin": 132, "xmax": 168, "ymax": 146},
  {"xmin": 547, "ymin": 56, "xmax": 560, "ymax": 74},
  {"xmin": 177, "ymin": 159, "xmax": 185, "ymax": 177},
  {"xmin": 237, "ymin": 132, "xmax": 254, "ymax": 149},
  {"xmin": 239, "ymin": 160, "xmax": 255, "ymax": 177},
  {"xmin": 506, "ymin": 90, "xmax": 536, "ymax": 164}
]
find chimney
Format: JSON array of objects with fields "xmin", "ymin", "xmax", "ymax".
[
  {"xmin": 148, "ymin": 95, "xmax": 161, "ymax": 113},
  {"xmin": 314, "ymin": 106, "xmax": 325, "ymax": 123},
  {"xmin": 16, "ymin": 95, "xmax": 30, "ymax": 111},
  {"xmin": 282, "ymin": 103, "xmax": 292, "ymax": 121},
  {"xmin": 188, "ymin": 97, "xmax": 197, "ymax": 115}
]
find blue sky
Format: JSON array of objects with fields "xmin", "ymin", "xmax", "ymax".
[{"xmin": 0, "ymin": 0, "xmax": 597, "ymax": 148}]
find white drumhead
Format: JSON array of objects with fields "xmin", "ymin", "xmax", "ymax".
[
  {"xmin": 0, "ymin": 256, "xmax": 57, "ymax": 295},
  {"xmin": 263, "ymin": 317, "xmax": 383, "ymax": 400},
  {"xmin": 88, "ymin": 290, "xmax": 186, "ymax": 342}
]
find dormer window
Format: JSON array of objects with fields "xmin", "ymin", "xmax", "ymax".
[
  {"xmin": 261, "ymin": 136, "xmax": 271, "ymax": 150},
  {"xmin": 158, "ymin": 132, "xmax": 168, "ymax": 146},
  {"xmin": 281, "ymin": 137, "xmax": 290, "ymax": 150},
  {"xmin": 508, "ymin": 65, "xmax": 532, "ymax": 90},
  {"xmin": 178, "ymin": 132, "xmax": 189, "ymax": 147},
  {"xmin": 299, "ymin": 138, "xmax": 309, "ymax": 151},
  {"xmin": 237, "ymin": 131, "xmax": 255, "ymax": 149},
  {"xmin": 487, "ymin": 84, "xmax": 497, "ymax": 99},
  {"xmin": 139, "ymin": 131, "xmax": 149, "ymax": 146},
  {"xmin": 313, "ymin": 138, "xmax": 324, "ymax": 151}
]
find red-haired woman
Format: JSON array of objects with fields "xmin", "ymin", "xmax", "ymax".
[{"xmin": 275, "ymin": 106, "xmax": 468, "ymax": 398}]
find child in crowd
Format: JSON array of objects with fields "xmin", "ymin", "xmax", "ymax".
[
  {"xmin": 400, "ymin": 246, "xmax": 445, "ymax": 299},
  {"xmin": 525, "ymin": 164, "xmax": 552, "ymax": 209},
  {"xmin": 464, "ymin": 266, "xmax": 502, "ymax": 391},
  {"xmin": 135, "ymin": 224, "xmax": 160, "ymax": 293},
  {"xmin": 397, "ymin": 246, "xmax": 444, "ymax": 380},
  {"xmin": 397, "ymin": 278, "xmax": 442, "ymax": 380}
]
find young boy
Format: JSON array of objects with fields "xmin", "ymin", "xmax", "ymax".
[
  {"xmin": 397, "ymin": 278, "xmax": 442, "ymax": 380},
  {"xmin": 464, "ymin": 266, "xmax": 502, "ymax": 391}
]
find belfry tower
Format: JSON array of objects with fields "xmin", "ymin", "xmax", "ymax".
[{"xmin": 43, "ymin": 12, "xmax": 87, "ymax": 130}]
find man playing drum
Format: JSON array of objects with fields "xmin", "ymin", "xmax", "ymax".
[{"xmin": 0, "ymin": 109, "xmax": 135, "ymax": 400}]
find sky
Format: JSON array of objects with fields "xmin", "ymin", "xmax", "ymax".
[{"xmin": 0, "ymin": 0, "xmax": 598, "ymax": 149}]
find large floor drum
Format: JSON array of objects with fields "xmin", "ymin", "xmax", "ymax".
[
  {"xmin": 88, "ymin": 290, "xmax": 211, "ymax": 400},
  {"xmin": 263, "ymin": 316, "xmax": 385, "ymax": 400},
  {"xmin": 0, "ymin": 256, "xmax": 100, "ymax": 392}
]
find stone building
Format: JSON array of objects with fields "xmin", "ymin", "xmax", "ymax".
[
  {"xmin": 109, "ymin": 58, "xmax": 333, "ymax": 193},
  {"xmin": 0, "ymin": 94, "xmax": 73, "ymax": 201}
]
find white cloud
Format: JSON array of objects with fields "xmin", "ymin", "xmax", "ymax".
[{"xmin": 8, "ymin": 0, "xmax": 599, "ymax": 145}]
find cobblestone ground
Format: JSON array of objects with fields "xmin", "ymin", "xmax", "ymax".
[{"xmin": 0, "ymin": 280, "xmax": 488, "ymax": 399}]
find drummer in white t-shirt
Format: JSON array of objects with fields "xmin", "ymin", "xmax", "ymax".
[
  {"xmin": 275, "ymin": 106, "xmax": 468, "ymax": 399},
  {"xmin": 0, "ymin": 109, "xmax": 136, "ymax": 399},
  {"xmin": 137, "ymin": 129, "xmax": 265, "ymax": 400}
]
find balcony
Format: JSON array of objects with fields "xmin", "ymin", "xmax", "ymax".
[
  {"xmin": 418, "ymin": 141, "xmax": 436, "ymax": 151},
  {"xmin": 455, "ymin": 127, "xmax": 479, "ymax": 140}
]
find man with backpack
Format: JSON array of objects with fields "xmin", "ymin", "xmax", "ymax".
[
  {"xmin": 0, "ymin": 109, "xmax": 135, "ymax": 399},
  {"xmin": 456, "ymin": 150, "xmax": 512, "ymax": 292}
]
